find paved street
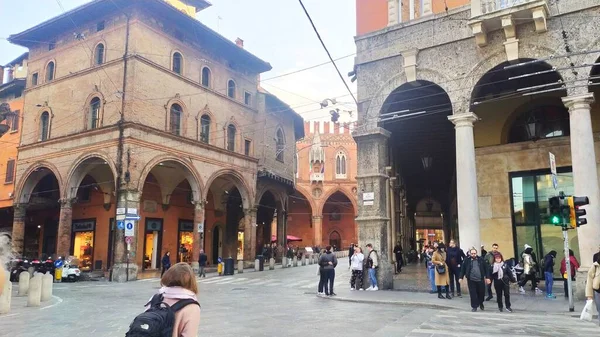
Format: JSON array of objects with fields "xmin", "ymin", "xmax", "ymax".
[{"xmin": 1, "ymin": 264, "xmax": 599, "ymax": 337}]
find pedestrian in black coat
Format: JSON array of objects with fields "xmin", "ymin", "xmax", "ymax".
[{"xmin": 161, "ymin": 251, "xmax": 171, "ymax": 277}]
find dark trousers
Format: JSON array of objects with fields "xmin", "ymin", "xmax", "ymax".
[
  {"xmin": 350, "ymin": 270, "xmax": 364, "ymax": 289},
  {"xmin": 161, "ymin": 266, "xmax": 169, "ymax": 277},
  {"xmin": 564, "ymin": 277, "xmax": 575, "ymax": 297},
  {"xmin": 494, "ymin": 279, "xmax": 511, "ymax": 309},
  {"xmin": 448, "ymin": 268, "xmax": 461, "ymax": 295},
  {"xmin": 395, "ymin": 255, "xmax": 403, "ymax": 272},
  {"xmin": 318, "ymin": 269, "xmax": 327, "ymax": 293},
  {"xmin": 486, "ymin": 283, "xmax": 493, "ymax": 298},
  {"xmin": 518, "ymin": 273, "xmax": 537, "ymax": 290},
  {"xmin": 326, "ymin": 269, "xmax": 335, "ymax": 294},
  {"xmin": 467, "ymin": 279, "xmax": 485, "ymax": 309}
]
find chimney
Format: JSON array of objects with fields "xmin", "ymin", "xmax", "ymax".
[{"xmin": 235, "ymin": 38, "xmax": 244, "ymax": 48}]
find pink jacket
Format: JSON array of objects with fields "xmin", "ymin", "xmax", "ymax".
[{"xmin": 147, "ymin": 287, "xmax": 201, "ymax": 337}]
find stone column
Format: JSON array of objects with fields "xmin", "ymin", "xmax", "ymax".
[
  {"xmin": 111, "ymin": 190, "xmax": 140, "ymax": 282},
  {"xmin": 56, "ymin": 199, "xmax": 73, "ymax": 258},
  {"xmin": 243, "ymin": 208, "xmax": 257, "ymax": 265},
  {"xmin": 562, "ymin": 94, "xmax": 600, "ymax": 299},
  {"xmin": 354, "ymin": 128, "xmax": 394, "ymax": 290},
  {"xmin": 11, "ymin": 204, "xmax": 27, "ymax": 257},
  {"xmin": 448, "ymin": 113, "xmax": 481, "ymax": 255},
  {"xmin": 312, "ymin": 215, "xmax": 322, "ymax": 247},
  {"xmin": 191, "ymin": 201, "xmax": 205, "ymax": 273}
]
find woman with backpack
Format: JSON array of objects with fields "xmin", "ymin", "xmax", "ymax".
[
  {"xmin": 491, "ymin": 252, "xmax": 515, "ymax": 312},
  {"xmin": 161, "ymin": 251, "xmax": 172, "ymax": 277},
  {"xmin": 126, "ymin": 263, "xmax": 200, "ymax": 337}
]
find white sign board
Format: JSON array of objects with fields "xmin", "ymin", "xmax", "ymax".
[
  {"xmin": 125, "ymin": 220, "xmax": 136, "ymax": 237},
  {"xmin": 549, "ymin": 152, "xmax": 557, "ymax": 175},
  {"xmin": 127, "ymin": 208, "xmax": 138, "ymax": 215},
  {"xmin": 363, "ymin": 192, "xmax": 374, "ymax": 201},
  {"xmin": 116, "ymin": 208, "xmax": 126, "ymax": 215},
  {"xmin": 197, "ymin": 222, "xmax": 204, "ymax": 233},
  {"xmin": 364, "ymin": 200, "xmax": 374, "ymax": 206},
  {"xmin": 116, "ymin": 214, "xmax": 126, "ymax": 221}
]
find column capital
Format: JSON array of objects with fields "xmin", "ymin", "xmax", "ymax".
[
  {"xmin": 448, "ymin": 113, "xmax": 479, "ymax": 128},
  {"xmin": 59, "ymin": 198, "xmax": 75, "ymax": 208},
  {"xmin": 352, "ymin": 127, "xmax": 390, "ymax": 142},
  {"xmin": 312, "ymin": 215, "xmax": 323, "ymax": 221},
  {"xmin": 13, "ymin": 203, "xmax": 27, "ymax": 218},
  {"xmin": 194, "ymin": 200, "xmax": 206, "ymax": 210},
  {"xmin": 562, "ymin": 93, "xmax": 594, "ymax": 110},
  {"xmin": 243, "ymin": 207, "xmax": 257, "ymax": 216}
]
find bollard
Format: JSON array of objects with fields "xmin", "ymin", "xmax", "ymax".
[
  {"xmin": 27, "ymin": 274, "xmax": 42, "ymax": 307},
  {"xmin": 301, "ymin": 255, "xmax": 306, "ymax": 266},
  {"xmin": 18, "ymin": 272, "xmax": 30, "ymax": 297},
  {"xmin": 237, "ymin": 260, "xmax": 244, "ymax": 274},
  {"xmin": 282, "ymin": 257, "xmax": 287, "ymax": 268},
  {"xmin": 41, "ymin": 274, "xmax": 53, "ymax": 302},
  {"xmin": 255, "ymin": 259, "xmax": 260, "ymax": 272},
  {"xmin": 308, "ymin": 255, "xmax": 313, "ymax": 265},
  {"xmin": 269, "ymin": 258, "xmax": 275, "ymax": 270},
  {"xmin": 0, "ymin": 272, "xmax": 11, "ymax": 314},
  {"xmin": 293, "ymin": 256, "xmax": 298, "ymax": 267}
]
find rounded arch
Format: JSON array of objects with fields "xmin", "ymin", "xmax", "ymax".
[
  {"xmin": 201, "ymin": 66, "xmax": 212, "ymax": 88},
  {"xmin": 93, "ymin": 41, "xmax": 106, "ymax": 65},
  {"xmin": 137, "ymin": 155, "xmax": 204, "ymax": 203},
  {"xmin": 203, "ymin": 168, "xmax": 253, "ymax": 209},
  {"xmin": 224, "ymin": 118, "xmax": 241, "ymax": 151},
  {"xmin": 227, "ymin": 79, "xmax": 237, "ymax": 99},
  {"xmin": 37, "ymin": 109, "xmax": 53, "ymax": 141},
  {"xmin": 255, "ymin": 187, "xmax": 285, "ymax": 210},
  {"xmin": 64, "ymin": 152, "xmax": 118, "ymax": 199},
  {"xmin": 14, "ymin": 161, "xmax": 64, "ymax": 204},
  {"xmin": 275, "ymin": 126, "xmax": 285, "ymax": 162},
  {"xmin": 294, "ymin": 184, "xmax": 317, "ymax": 215},
  {"xmin": 318, "ymin": 188, "xmax": 357, "ymax": 217},
  {"xmin": 44, "ymin": 59, "xmax": 56, "ymax": 82},
  {"xmin": 83, "ymin": 91, "xmax": 106, "ymax": 130},
  {"xmin": 165, "ymin": 98, "xmax": 187, "ymax": 136},
  {"xmin": 171, "ymin": 50, "xmax": 184, "ymax": 74},
  {"xmin": 197, "ymin": 107, "xmax": 214, "ymax": 143}
]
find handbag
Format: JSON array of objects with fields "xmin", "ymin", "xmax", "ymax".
[{"xmin": 436, "ymin": 264, "xmax": 446, "ymax": 274}]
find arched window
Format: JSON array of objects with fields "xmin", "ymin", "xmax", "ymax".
[
  {"xmin": 200, "ymin": 114, "xmax": 210, "ymax": 143},
  {"xmin": 227, "ymin": 80, "xmax": 236, "ymax": 99},
  {"xmin": 227, "ymin": 124, "xmax": 236, "ymax": 151},
  {"xmin": 40, "ymin": 111, "xmax": 50, "ymax": 141},
  {"xmin": 276, "ymin": 129, "xmax": 285, "ymax": 162},
  {"xmin": 172, "ymin": 52, "xmax": 183, "ymax": 74},
  {"xmin": 201, "ymin": 67, "xmax": 211, "ymax": 87},
  {"xmin": 170, "ymin": 104, "xmax": 182, "ymax": 135},
  {"xmin": 94, "ymin": 43, "xmax": 105, "ymax": 65},
  {"xmin": 89, "ymin": 97, "xmax": 101, "ymax": 129},
  {"xmin": 46, "ymin": 61, "xmax": 55, "ymax": 82},
  {"xmin": 507, "ymin": 104, "xmax": 570, "ymax": 143},
  {"xmin": 335, "ymin": 151, "xmax": 347, "ymax": 179}
]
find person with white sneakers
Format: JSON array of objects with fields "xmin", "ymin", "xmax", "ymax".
[
  {"xmin": 350, "ymin": 246, "xmax": 365, "ymax": 291},
  {"xmin": 365, "ymin": 243, "xmax": 379, "ymax": 291}
]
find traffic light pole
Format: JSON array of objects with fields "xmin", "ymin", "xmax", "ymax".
[{"xmin": 562, "ymin": 224, "xmax": 574, "ymax": 312}]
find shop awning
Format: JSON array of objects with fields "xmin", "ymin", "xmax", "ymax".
[{"xmin": 271, "ymin": 235, "xmax": 303, "ymax": 242}]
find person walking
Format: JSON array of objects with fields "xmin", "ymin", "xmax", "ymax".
[
  {"xmin": 350, "ymin": 246, "xmax": 364, "ymax": 291},
  {"xmin": 491, "ymin": 252, "xmax": 515, "ymax": 312},
  {"xmin": 286, "ymin": 245, "xmax": 294, "ymax": 267},
  {"xmin": 366, "ymin": 243, "xmax": 379, "ymax": 291},
  {"xmin": 198, "ymin": 249, "xmax": 207, "ymax": 278},
  {"xmin": 585, "ymin": 253, "xmax": 600, "ymax": 326},
  {"xmin": 560, "ymin": 249, "xmax": 580, "ymax": 299},
  {"xmin": 446, "ymin": 239, "xmax": 465, "ymax": 298},
  {"xmin": 461, "ymin": 248, "xmax": 489, "ymax": 312},
  {"xmin": 432, "ymin": 243, "xmax": 451, "ymax": 300},
  {"xmin": 393, "ymin": 242, "xmax": 404, "ymax": 273},
  {"xmin": 425, "ymin": 245, "xmax": 437, "ymax": 294},
  {"xmin": 484, "ymin": 243, "xmax": 500, "ymax": 301},
  {"xmin": 543, "ymin": 250, "xmax": 557, "ymax": 299},
  {"xmin": 318, "ymin": 246, "xmax": 337, "ymax": 296},
  {"xmin": 161, "ymin": 251, "xmax": 172, "ymax": 277},
  {"xmin": 519, "ymin": 244, "xmax": 541, "ymax": 293}
]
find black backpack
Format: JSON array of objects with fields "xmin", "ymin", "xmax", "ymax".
[{"xmin": 125, "ymin": 294, "xmax": 200, "ymax": 337}]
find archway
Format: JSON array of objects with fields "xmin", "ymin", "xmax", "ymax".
[
  {"xmin": 211, "ymin": 224, "xmax": 222, "ymax": 264},
  {"xmin": 287, "ymin": 190, "xmax": 314, "ymax": 246},
  {"xmin": 139, "ymin": 160, "xmax": 202, "ymax": 271},
  {"xmin": 321, "ymin": 190, "xmax": 356, "ymax": 251},
  {"xmin": 380, "ymin": 80, "xmax": 454, "ymax": 254},
  {"xmin": 256, "ymin": 190, "xmax": 278, "ymax": 259},
  {"xmin": 66, "ymin": 156, "xmax": 116, "ymax": 271},
  {"xmin": 328, "ymin": 231, "xmax": 341, "ymax": 250},
  {"xmin": 14, "ymin": 166, "xmax": 61, "ymax": 258}
]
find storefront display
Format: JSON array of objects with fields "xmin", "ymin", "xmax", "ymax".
[
  {"xmin": 178, "ymin": 220, "xmax": 194, "ymax": 263},
  {"xmin": 144, "ymin": 218, "xmax": 163, "ymax": 270},
  {"xmin": 71, "ymin": 219, "xmax": 95, "ymax": 271},
  {"xmin": 237, "ymin": 231, "xmax": 244, "ymax": 260}
]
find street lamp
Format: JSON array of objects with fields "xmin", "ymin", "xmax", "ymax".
[{"xmin": 524, "ymin": 110, "xmax": 541, "ymax": 141}]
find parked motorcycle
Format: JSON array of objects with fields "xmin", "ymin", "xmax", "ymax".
[
  {"xmin": 61, "ymin": 258, "xmax": 81, "ymax": 282},
  {"xmin": 29, "ymin": 258, "xmax": 42, "ymax": 275},
  {"xmin": 10, "ymin": 258, "xmax": 30, "ymax": 282},
  {"xmin": 38, "ymin": 257, "xmax": 55, "ymax": 276}
]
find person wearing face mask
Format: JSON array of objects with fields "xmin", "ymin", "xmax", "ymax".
[{"xmin": 460, "ymin": 248, "xmax": 490, "ymax": 312}]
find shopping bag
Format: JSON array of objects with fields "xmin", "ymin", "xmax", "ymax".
[{"xmin": 579, "ymin": 299, "xmax": 594, "ymax": 322}]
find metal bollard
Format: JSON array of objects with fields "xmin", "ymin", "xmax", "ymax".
[
  {"xmin": 293, "ymin": 256, "xmax": 298, "ymax": 267},
  {"xmin": 282, "ymin": 257, "xmax": 287, "ymax": 268},
  {"xmin": 27, "ymin": 274, "xmax": 42, "ymax": 307},
  {"xmin": 237, "ymin": 260, "xmax": 244, "ymax": 274},
  {"xmin": 269, "ymin": 258, "xmax": 275, "ymax": 270},
  {"xmin": 41, "ymin": 274, "xmax": 53, "ymax": 302},
  {"xmin": 255, "ymin": 259, "xmax": 260, "ymax": 272},
  {"xmin": 18, "ymin": 272, "xmax": 30, "ymax": 297},
  {"xmin": 0, "ymin": 271, "xmax": 11, "ymax": 314}
]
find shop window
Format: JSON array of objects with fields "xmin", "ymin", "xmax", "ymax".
[
  {"xmin": 144, "ymin": 219, "xmax": 163, "ymax": 270},
  {"xmin": 178, "ymin": 221, "xmax": 194, "ymax": 263},
  {"xmin": 200, "ymin": 114, "xmax": 210, "ymax": 143},
  {"xmin": 71, "ymin": 220, "xmax": 95, "ymax": 272}
]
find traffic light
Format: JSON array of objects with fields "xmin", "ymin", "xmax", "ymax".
[
  {"xmin": 567, "ymin": 196, "xmax": 589, "ymax": 228},
  {"xmin": 548, "ymin": 196, "xmax": 565, "ymax": 225}
]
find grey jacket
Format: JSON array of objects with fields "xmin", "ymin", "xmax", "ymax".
[{"xmin": 319, "ymin": 252, "xmax": 338, "ymax": 270}]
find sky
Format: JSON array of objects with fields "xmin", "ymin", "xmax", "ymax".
[{"xmin": 0, "ymin": 0, "xmax": 358, "ymax": 124}]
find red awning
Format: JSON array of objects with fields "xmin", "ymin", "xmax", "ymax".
[{"xmin": 271, "ymin": 235, "xmax": 303, "ymax": 242}]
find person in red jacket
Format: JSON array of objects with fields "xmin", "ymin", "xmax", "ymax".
[{"xmin": 560, "ymin": 249, "xmax": 580, "ymax": 299}]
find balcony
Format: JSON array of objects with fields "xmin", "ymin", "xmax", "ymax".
[
  {"xmin": 469, "ymin": 0, "xmax": 550, "ymax": 48},
  {"xmin": 310, "ymin": 172, "xmax": 324, "ymax": 183}
]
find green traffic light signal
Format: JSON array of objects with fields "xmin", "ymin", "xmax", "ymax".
[{"xmin": 551, "ymin": 215, "xmax": 561, "ymax": 224}]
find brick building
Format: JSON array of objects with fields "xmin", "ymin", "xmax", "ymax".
[
  {"xmin": 287, "ymin": 121, "xmax": 358, "ymax": 250},
  {"xmin": 7, "ymin": 0, "xmax": 303, "ymax": 281}
]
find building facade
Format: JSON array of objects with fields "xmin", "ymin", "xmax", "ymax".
[
  {"xmin": 355, "ymin": 0, "xmax": 600, "ymax": 294},
  {"xmin": 8, "ymin": 0, "xmax": 302, "ymax": 281},
  {"xmin": 287, "ymin": 121, "xmax": 358, "ymax": 251},
  {"xmin": 0, "ymin": 53, "xmax": 28, "ymax": 233}
]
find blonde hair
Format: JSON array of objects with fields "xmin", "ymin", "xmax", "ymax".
[{"xmin": 160, "ymin": 262, "xmax": 198, "ymax": 294}]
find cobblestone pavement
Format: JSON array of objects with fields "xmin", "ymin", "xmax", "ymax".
[{"xmin": 0, "ymin": 264, "xmax": 598, "ymax": 337}]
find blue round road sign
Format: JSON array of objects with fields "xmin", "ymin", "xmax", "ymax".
[{"xmin": 54, "ymin": 260, "xmax": 64, "ymax": 268}]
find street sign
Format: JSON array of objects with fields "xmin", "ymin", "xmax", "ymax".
[
  {"xmin": 116, "ymin": 208, "xmax": 126, "ymax": 215},
  {"xmin": 549, "ymin": 152, "xmax": 558, "ymax": 190},
  {"xmin": 127, "ymin": 208, "xmax": 138, "ymax": 215},
  {"xmin": 125, "ymin": 221, "xmax": 135, "ymax": 237},
  {"xmin": 197, "ymin": 222, "xmax": 204, "ymax": 233},
  {"xmin": 116, "ymin": 214, "xmax": 126, "ymax": 221},
  {"xmin": 124, "ymin": 215, "xmax": 141, "ymax": 221},
  {"xmin": 125, "ymin": 236, "xmax": 133, "ymax": 244},
  {"xmin": 117, "ymin": 221, "xmax": 125, "ymax": 230}
]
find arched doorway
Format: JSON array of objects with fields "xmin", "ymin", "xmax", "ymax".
[
  {"xmin": 380, "ymin": 80, "xmax": 454, "ymax": 254},
  {"xmin": 286, "ymin": 190, "xmax": 314, "ymax": 246},
  {"xmin": 328, "ymin": 231, "xmax": 341, "ymax": 251},
  {"xmin": 321, "ymin": 190, "xmax": 357, "ymax": 251}
]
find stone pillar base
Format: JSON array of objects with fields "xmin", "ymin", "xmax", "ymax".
[
  {"xmin": 111, "ymin": 263, "xmax": 139, "ymax": 282},
  {"xmin": 575, "ymin": 268, "xmax": 589, "ymax": 301},
  {"xmin": 364, "ymin": 262, "xmax": 394, "ymax": 290},
  {"xmin": 191, "ymin": 262, "xmax": 200, "ymax": 274}
]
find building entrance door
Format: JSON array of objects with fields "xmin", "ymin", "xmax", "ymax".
[{"xmin": 144, "ymin": 218, "xmax": 163, "ymax": 270}]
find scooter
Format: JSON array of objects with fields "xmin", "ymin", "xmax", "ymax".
[
  {"xmin": 61, "ymin": 259, "xmax": 81, "ymax": 282},
  {"xmin": 38, "ymin": 257, "xmax": 55, "ymax": 277},
  {"xmin": 10, "ymin": 258, "xmax": 29, "ymax": 282},
  {"xmin": 29, "ymin": 258, "xmax": 42, "ymax": 275}
]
